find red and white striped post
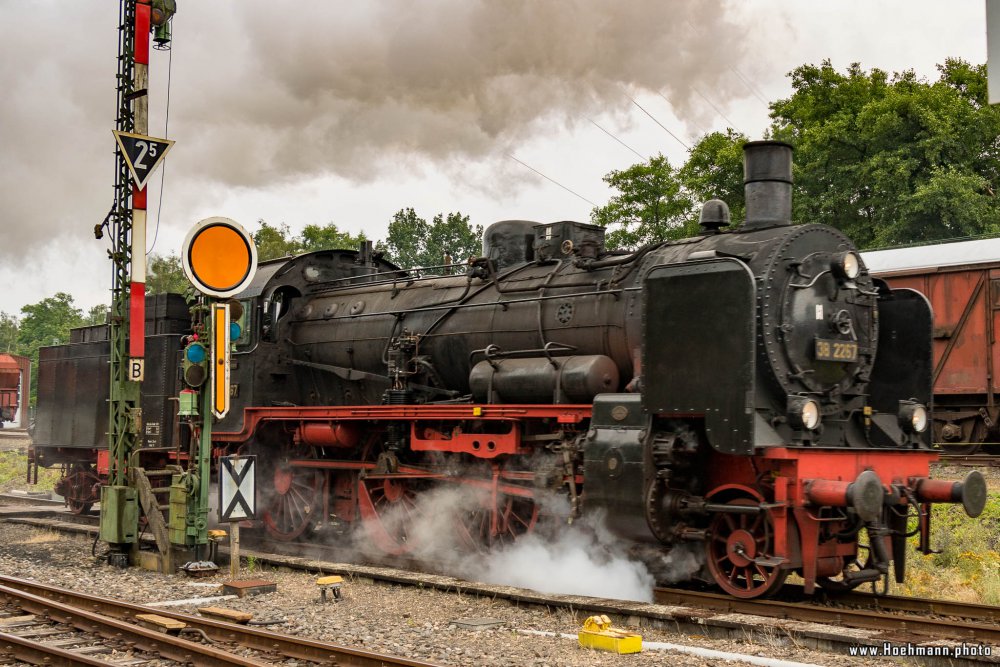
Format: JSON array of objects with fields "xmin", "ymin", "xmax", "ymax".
[{"xmin": 129, "ymin": 0, "xmax": 151, "ymax": 361}]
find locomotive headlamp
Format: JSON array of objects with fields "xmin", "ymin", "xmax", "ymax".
[
  {"xmin": 899, "ymin": 401, "xmax": 929, "ymax": 433},
  {"xmin": 788, "ymin": 396, "xmax": 821, "ymax": 430},
  {"xmin": 832, "ymin": 251, "xmax": 861, "ymax": 280}
]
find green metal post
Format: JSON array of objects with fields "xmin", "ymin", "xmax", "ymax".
[
  {"xmin": 194, "ymin": 364, "xmax": 213, "ymax": 548},
  {"xmin": 100, "ymin": 0, "xmax": 140, "ymax": 565}
]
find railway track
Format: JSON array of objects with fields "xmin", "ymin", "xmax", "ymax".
[
  {"xmin": 653, "ymin": 586, "xmax": 1000, "ymax": 645},
  {"xmin": 5, "ymin": 513, "xmax": 999, "ymax": 663},
  {"xmin": 937, "ymin": 453, "xmax": 1000, "ymax": 468},
  {"xmin": 0, "ymin": 575, "xmax": 439, "ymax": 667}
]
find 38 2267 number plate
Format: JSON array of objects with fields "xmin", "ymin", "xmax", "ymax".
[{"xmin": 815, "ymin": 339, "xmax": 858, "ymax": 362}]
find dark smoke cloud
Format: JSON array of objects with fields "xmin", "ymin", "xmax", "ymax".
[
  {"xmin": 172, "ymin": 1, "xmax": 746, "ymax": 185},
  {"xmin": 0, "ymin": 1, "xmax": 745, "ymax": 263}
]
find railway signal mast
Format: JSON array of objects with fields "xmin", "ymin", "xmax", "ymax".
[{"xmin": 97, "ymin": 0, "xmax": 176, "ymax": 567}]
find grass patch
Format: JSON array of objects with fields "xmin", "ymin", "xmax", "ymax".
[
  {"xmin": 21, "ymin": 531, "xmax": 60, "ymax": 544},
  {"xmin": 0, "ymin": 450, "xmax": 60, "ymax": 493},
  {"xmin": 897, "ymin": 490, "xmax": 1000, "ymax": 604}
]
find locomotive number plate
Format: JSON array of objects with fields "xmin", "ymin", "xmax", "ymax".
[{"xmin": 815, "ymin": 339, "xmax": 858, "ymax": 362}]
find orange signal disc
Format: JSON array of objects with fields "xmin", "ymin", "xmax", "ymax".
[{"xmin": 188, "ymin": 224, "xmax": 252, "ymax": 292}]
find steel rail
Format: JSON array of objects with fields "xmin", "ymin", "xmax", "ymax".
[
  {"xmin": 652, "ymin": 587, "xmax": 1000, "ymax": 644},
  {"xmin": 0, "ymin": 629, "xmax": 109, "ymax": 667},
  {"xmin": 0, "ymin": 575, "xmax": 441, "ymax": 667},
  {"xmin": 0, "ymin": 582, "xmax": 271, "ymax": 666},
  {"xmin": 937, "ymin": 453, "xmax": 1000, "ymax": 467},
  {"xmin": 776, "ymin": 583, "xmax": 1000, "ymax": 623}
]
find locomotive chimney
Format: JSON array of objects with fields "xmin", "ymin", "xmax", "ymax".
[{"xmin": 742, "ymin": 140, "xmax": 793, "ymax": 231}]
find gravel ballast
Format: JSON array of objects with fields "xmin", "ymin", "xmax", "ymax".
[{"xmin": 0, "ymin": 522, "xmax": 900, "ymax": 667}]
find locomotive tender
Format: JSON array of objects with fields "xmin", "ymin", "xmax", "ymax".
[{"xmin": 32, "ymin": 141, "xmax": 986, "ymax": 598}]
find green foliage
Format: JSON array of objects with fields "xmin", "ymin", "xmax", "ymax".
[
  {"xmin": 0, "ymin": 312, "xmax": 17, "ymax": 354},
  {"xmin": 16, "ymin": 293, "xmax": 85, "ymax": 405},
  {"xmin": 591, "ymin": 131, "xmax": 749, "ymax": 249},
  {"xmin": 679, "ymin": 129, "xmax": 748, "ymax": 224},
  {"xmin": 253, "ymin": 221, "xmax": 299, "ymax": 262},
  {"xmin": 252, "ymin": 220, "xmax": 368, "ymax": 262},
  {"xmin": 83, "ymin": 305, "xmax": 108, "ymax": 327},
  {"xmin": 0, "ymin": 451, "xmax": 59, "ymax": 492},
  {"xmin": 900, "ymin": 489, "xmax": 1000, "ymax": 604},
  {"xmin": 299, "ymin": 223, "xmax": 366, "ymax": 254},
  {"xmin": 590, "ymin": 154, "xmax": 694, "ymax": 249},
  {"xmin": 769, "ymin": 58, "xmax": 1000, "ymax": 248},
  {"xmin": 146, "ymin": 253, "xmax": 189, "ymax": 295},
  {"xmin": 379, "ymin": 209, "xmax": 483, "ymax": 270},
  {"xmin": 381, "ymin": 208, "xmax": 427, "ymax": 268},
  {"xmin": 17, "ymin": 293, "xmax": 84, "ymax": 352}
]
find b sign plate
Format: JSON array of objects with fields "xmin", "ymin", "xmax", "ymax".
[
  {"xmin": 129, "ymin": 358, "xmax": 145, "ymax": 382},
  {"xmin": 219, "ymin": 455, "xmax": 256, "ymax": 522}
]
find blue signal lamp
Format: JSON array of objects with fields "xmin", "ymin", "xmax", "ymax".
[
  {"xmin": 230, "ymin": 321, "xmax": 242, "ymax": 341},
  {"xmin": 185, "ymin": 342, "xmax": 207, "ymax": 364}
]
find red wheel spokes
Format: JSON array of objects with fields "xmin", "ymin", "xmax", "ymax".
[
  {"xmin": 706, "ymin": 497, "xmax": 788, "ymax": 599},
  {"xmin": 263, "ymin": 461, "xmax": 323, "ymax": 540}
]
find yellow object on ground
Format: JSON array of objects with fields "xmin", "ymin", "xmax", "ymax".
[
  {"xmin": 578, "ymin": 615, "xmax": 642, "ymax": 654},
  {"xmin": 317, "ymin": 575, "xmax": 344, "ymax": 602}
]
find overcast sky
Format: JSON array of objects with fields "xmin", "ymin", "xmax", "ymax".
[{"xmin": 0, "ymin": 1, "xmax": 988, "ymax": 316}]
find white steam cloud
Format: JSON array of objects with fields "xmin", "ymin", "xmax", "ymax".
[{"xmin": 342, "ymin": 482, "xmax": 704, "ymax": 602}]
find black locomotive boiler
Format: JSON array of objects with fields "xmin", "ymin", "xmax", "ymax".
[{"xmin": 32, "ymin": 141, "xmax": 986, "ymax": 598}]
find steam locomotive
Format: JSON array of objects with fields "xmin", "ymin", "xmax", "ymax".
[{"xmin": 31, "ymin": 141, "xmax": 986, "ymax": 598}]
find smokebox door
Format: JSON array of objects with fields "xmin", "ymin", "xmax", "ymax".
[{"xmin": 642, "ymin": 258, "xmax": 756, "ymax": 455}]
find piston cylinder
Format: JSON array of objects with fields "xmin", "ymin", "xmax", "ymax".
[
  {"xmin": 470, "ymin": 355, "xmax": 619, "ymax": 403},
  {"xmin": 296, "ymin": 422, "xmax": 362, "ymax": 448}
]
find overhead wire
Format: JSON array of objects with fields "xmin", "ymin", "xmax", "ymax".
[
  {"xmin": 624, "ymin": 93, "xmax": 690, "ymax": 151},
  {"xmin": 692, "ymin": 87, "xmax": 741, "ymax": 133},
  {"xmin": 730, "ymin": 66, "xmax": 769, "ymax": 105},
  {"xmin": 587, "ymin": 118, "xmax": 648, "ymax": 161},
  {"xmin": 505, "ymin": 153, "xmax": 598, "ymax": 207},
  {"xmin": 658, "ymin": 91, "xmax": 708, "ymax": 136},
  {"xmin": 147, "ymin": 19, "xmax": 174, "ymax": 256}
]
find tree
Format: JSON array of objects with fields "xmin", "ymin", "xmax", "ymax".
[
  {"xmin": 679, "ymin": 129, "xmax": 748, "ymax": 226},
  {"xmin": 252, "ymin": 220, "xmax": 368, "ymax": 262},
  {"xmin": 769, "ymin": 58, "xmax": 1000, "ymax": 247},
  {"xmin": 0, "ymin": 313, "xmax": 17, "ymax": 354},
  {"xmin": 253, "ymin": 221, "xmax": 298, "ymax": 262},
  {"xmin": 380, "ymin": 209, "xmax": 482, "ymax": 270},
  {"xmin": 83, "ymin": 304, "xmax": 109, "ymax": 327},
  {"xmin": 299, "ymin": 223, "xmax": 366, "ymax": 253},
  {"xmin": 381, "ymin": 208, "xmax": 429, "ymax": 268},
  {"xmin": 146, "ymin": 253, "xmax": 189, "ymax": 295},
  {"xmin": 590, "ymin": 154, "xmax": 694, "ymax": 248},
  {"xmin": 426, "ymin": 212, "xmax": 483, "ymax": 268}
]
